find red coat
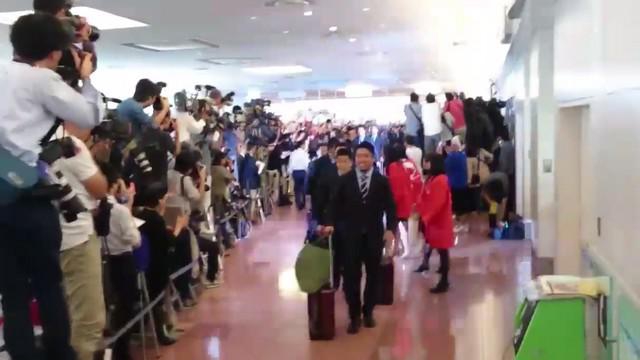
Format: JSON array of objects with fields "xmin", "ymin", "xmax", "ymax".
[
  {"xmin": 417, "ymin": 175, "xmax": 455, "ymax": 249},
  {"xmin": 387, "ymin": 159, "xmax": 423, "ymax": 220}
]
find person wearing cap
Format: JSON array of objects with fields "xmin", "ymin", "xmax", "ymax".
[
  {"xmin": 322, "ymin": 141, "xmax": 397, "ymax": 335},
  {"xmin": 116, "ymin": 79, "xmax": 170, "ymax": 138}
]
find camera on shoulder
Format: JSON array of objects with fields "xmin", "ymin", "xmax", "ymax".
[{"xmin": 38, "ymin": 136, "xmax": 88, "ymax": 223}]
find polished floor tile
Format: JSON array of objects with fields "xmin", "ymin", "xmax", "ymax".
[{"xmin": 143, "ymin": 208, "xmax": 531, "ymax": 360}]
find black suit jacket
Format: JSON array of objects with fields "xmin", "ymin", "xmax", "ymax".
[
  {"xmin": 324, "ymin": 170, "xmax": 397, "ymax": 253},
  {"xmin": 308, "ymin": 155, "xmax": 338, "ymax": 222}
]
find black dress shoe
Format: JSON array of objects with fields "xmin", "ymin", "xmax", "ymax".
[
  {"xmin": 347, "ymin": 319, "xmax": 361, "ymax": 334},
  {"xmin": 414, "ymin": 264, "xmax": 429, "ymax": 273},
  {"xmin": 430, "ymin": 282, "xmax": 450, "ymax": 294},
  {"xmin": 363, "ymin": 315, "xmax": 376, "ymax": 328}
]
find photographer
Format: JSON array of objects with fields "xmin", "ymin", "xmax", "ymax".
[
  {"xmin": 0, "ymin": 13, "xmax": 101, "ymax": 360},
  {"xmin": 56, "ymin": 121, "xmax": 108, "ymax": 360},
  {"xmin": 116, "ymin": 79, "xmax": 170, "ymax": 138},
  {"xmin": 174, "ymin": 92, "xmax": 204, "ymax": 144},
  {"xmin": 99, "ymin": 162, "xmax": 140, "ymax": 360},
  {"xmin": 167, "ymin": 150, "xmax": 207, "ymax": 304}
]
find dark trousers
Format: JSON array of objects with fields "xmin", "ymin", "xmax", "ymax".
[
  {"xmin": 107, "ymin": 253, "xmax": 138, "ymax": 360},
  {"xmin": 342, "ymin": 235, "xmax": 383, "ymax": 320},
  {"xmin": 424, "ymin": 247, "xmax": 450, "ymax": 283},
  {"xmin": 197, "ymin": 236, "xmax": 220, "ymax": 282},
  {"xmin": 211, "ymin": 195, "xmax": 229, "ymax": 248},
  {"xmin": 292, "ymin": 170, "xmax": 307, "ymax": 210},
  {"xmin": 173, "ymin": 229, "xmax": 193, "ymax": 300},
  {"xmin": 0, "ymin": 198, "xmax": 76, "ymax": 360}
]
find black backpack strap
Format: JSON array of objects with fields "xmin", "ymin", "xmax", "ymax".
[{"xmin": 39, "ymin": 118, "xmax": 64, "ymax": 146}]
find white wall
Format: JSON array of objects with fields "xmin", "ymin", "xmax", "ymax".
[
  {"xmin": 499, "ymin": 0, "xmax": 640, "ymax": 355},
  {"xmin": 585, "ymin": 91, "xmax": 640, "ymax": 295}
]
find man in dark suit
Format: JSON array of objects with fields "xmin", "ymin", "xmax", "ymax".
[
  {"xmin": 308, "ymin": 138, "xmax": 339, "ymax": 224},
  {"xmin": 321, "ymin": 142, "xmax": 397, "ymax": 334}
]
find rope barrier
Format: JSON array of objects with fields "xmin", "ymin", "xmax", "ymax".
[
  {"xmin": 103, "ymin": 288, "xmax": 164, "ymax": 348},
  {"xmin": 103, "ymin": 260, "xmax": 198, "ymax": 349}
]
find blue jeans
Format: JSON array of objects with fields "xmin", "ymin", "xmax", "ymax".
[
  {"xmin": 0, "ymin": 197, "xmax": 75, "ymax": 360},
  {"xmin": 292, "ymin": 170, "xmax": 307, "ymax": 210}
]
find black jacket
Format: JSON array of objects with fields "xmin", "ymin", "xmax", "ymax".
[
  {"xmin": 308, "ymin": 155, "xmax": 338, "ymax": 222},
  {"xmin": 324, "ymin": 170, "xmax": 397, "ymax": 252}
]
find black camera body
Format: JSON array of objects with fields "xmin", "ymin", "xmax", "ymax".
[
  {"xmin": 93, "ymin": 197, "xmax": 112, "ymax": 237},
  {"xmin": 39, "ymin": 137, "xmax": 88, "ymax": 223},
  {"xmin": 153, "ymin": 82, "xmax": 168, "ymax": 111}
]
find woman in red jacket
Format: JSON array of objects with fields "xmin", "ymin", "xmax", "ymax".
[
  {"xmin": 385, "ymin": 144, "xmax": 423, "ymax": 255},
  {"xmin": 416, "ymin": 153, "xmax": 454, "ymax": 293}
]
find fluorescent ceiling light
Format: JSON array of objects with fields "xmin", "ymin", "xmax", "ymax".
[
  {"xmin": 250, "ymin": 16, "xmax": 258, "ymax": 20},
  {"xmin": 283, "ymin": 30, "xmax": 290, "ymax": 34},
  {"xmin": 329, "ymin": 26, "xmax": 338, "ymax": 32},
  {"xmin": 243, "ymin": 65, "xmax": 312, "ymax": 75},
  {"xmin": 362, "ymin": 7, "xmax": 371, "ymax": 12},
  {"xmin": 303, "ymin": 10, "xmax": 313, "ymax": 16},
  {"xmin": 0, "ymin": 7, "xmax": 148, "ymax": 30},
  {"xmin": 348, "ymin": 37, "xmax": 358, "ymax": 43},
  {"xmin": 0, "ymin": 10, "xmax": 30, "ymax": 25}
]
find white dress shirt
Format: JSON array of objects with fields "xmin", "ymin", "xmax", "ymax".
[
  {"xmin": 288, "ymin": 148, "xmax": 310, "ymax": 173},
  {"xmin": 0, "ymin": 62, "xmax": 101, "ymax": 166},
  {"xmin": 421, "ymin": 102, "xmax": 443, "ymax": 136},
  {"xmin": 105, "ymin": 195, "xmax": 141, "ymax": 255},
  {"xmin": 174, "ymin": 110, "xmax": 205, "ymax": 144}
]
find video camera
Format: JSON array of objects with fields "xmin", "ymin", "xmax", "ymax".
[
  {"xmin": 39, "ymin": 0, "xmax": 100, "ymax": 87},
  {"xmin": 39, "ymin": 137, "xmax": 88, "ymax": 222}
]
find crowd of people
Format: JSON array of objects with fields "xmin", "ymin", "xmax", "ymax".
[{"xmin": 0, "ymin": 3, "xmax": 518, "ymax": 358}]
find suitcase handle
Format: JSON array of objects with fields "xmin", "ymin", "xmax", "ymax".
[{"xmin": 328, "ymin": 234, "xmax": 334, "ymax": 290}]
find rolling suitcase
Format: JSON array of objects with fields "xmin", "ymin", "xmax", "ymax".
[
  {"xmin": 378, "ymin": 251, "xmax": 395, "ymax": 306},
  {"xmin": 307, "ymin": 235, "xmax": 336, "ymax": 341}
]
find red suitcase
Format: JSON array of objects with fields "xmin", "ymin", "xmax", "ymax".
[
  {"xmin": 307, "ymin": 235, "xmax": 336, "ymax": 341},
  {"xmin": 378, "ymin": 259, "xmax": 395, "ymax": 305},
  {"xmin": 307, "ymin": 287, "xmax": 336, "ymax": 340}
]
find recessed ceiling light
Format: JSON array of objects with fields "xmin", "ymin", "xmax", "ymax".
[
  {"xmin": 362, "ymin": 7, "xmax": 371, "ymax": 12},
  {"xmin": 0, "ymin": 7, "xmax": 148, "ymax": 29},
  {"xmin": 243, "ymin": 65, "xmax": 312, "ymax": 75},
  {"xmin": 250, "ymin": 16, "xmax": 258, "ymax": 20},
  {"xmin": 283, "ymin": 30, "xmax": 290, "ymax": 34},
  {"xmin": 329, "ymin": 26, "xmax": 338, "ymax": 32},
  {"xmin": 303, "ymin": 10, "xmax": 313, "ymax": 16},
  {"xmin": 348, "ymin": 37, "xmax": 358, "ymax": 43}
]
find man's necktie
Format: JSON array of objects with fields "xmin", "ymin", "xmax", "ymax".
[{"xmin": 360, "ymin": 173, "xmax": 369, "ymax": 201}]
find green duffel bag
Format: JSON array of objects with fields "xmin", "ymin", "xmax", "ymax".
[{"xmin": 295, "ymin": 238, "xmax": 332, "ymax": 294}]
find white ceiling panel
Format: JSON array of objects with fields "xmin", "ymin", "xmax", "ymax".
[{"xmin": 0, "ymin": 0, "xmax": 511, "ymax": 98}]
